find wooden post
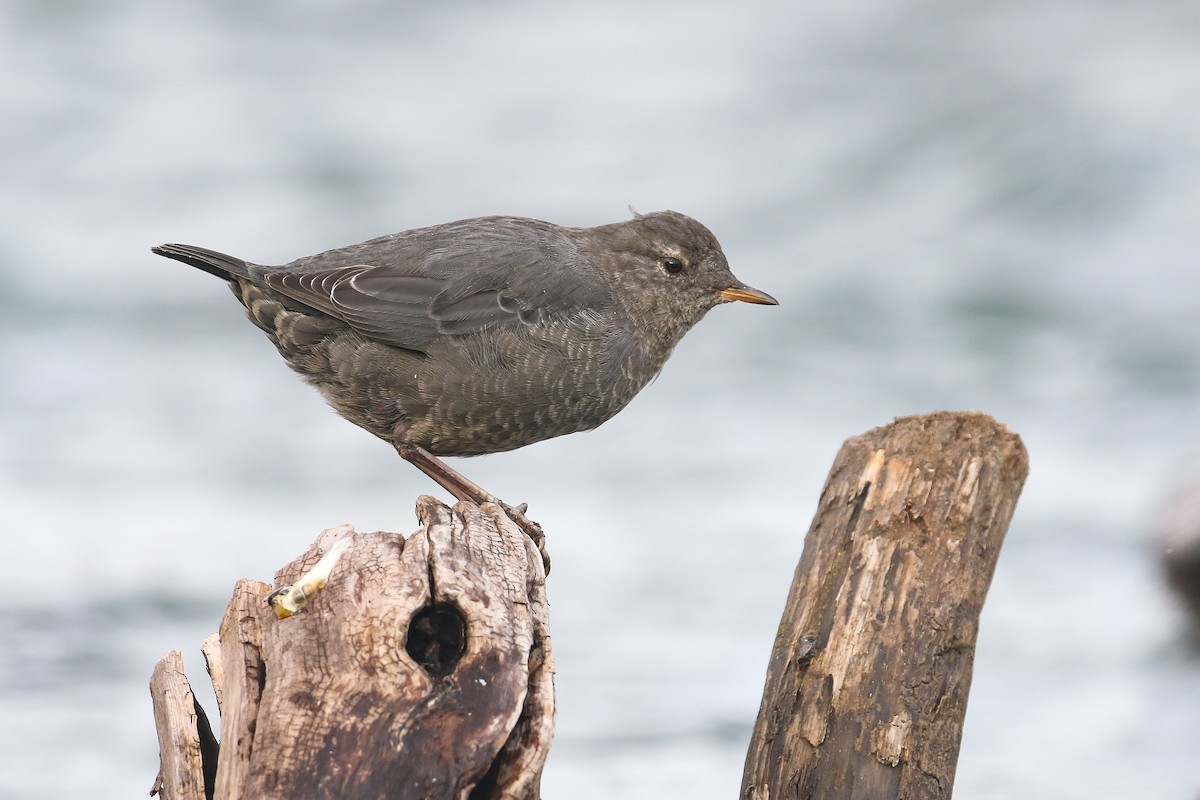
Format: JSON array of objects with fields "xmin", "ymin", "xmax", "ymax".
[
  {"xmin": 149, "ymin": 497, "xmax": 553, "ymax": 800},
  {"xmin": 740, "ymin": 411, "xmax": 1028, "ymax": 800}
]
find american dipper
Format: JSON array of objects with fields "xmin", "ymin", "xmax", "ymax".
[{"xmin": 153, "ymin": 211, "xmax": 776, "ymax": 549}]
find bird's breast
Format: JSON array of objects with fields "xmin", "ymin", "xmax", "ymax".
[{"xmin": 407, "ymin": 312, "xmax": 663, "ymax": 456}]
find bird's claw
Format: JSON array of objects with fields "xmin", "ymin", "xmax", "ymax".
[{"xmin": 500, "ymin": 501, "xmax": 551, "ymax": 575}]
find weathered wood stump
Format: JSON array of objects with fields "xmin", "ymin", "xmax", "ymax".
[
  {"xmin": 149, "ymin": 497, "xmax": 552, "ymax": 800},
  {"xmin": 741, "ymin": 411, "xmax": 1028, "ymax": 799},
  {"xmin": 151, "ymin": 410, "xmax": 1026, "ymax": 800}
]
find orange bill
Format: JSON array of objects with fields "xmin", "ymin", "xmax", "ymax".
[{"xmin": 720, "ymin": 284, "xmax": 779, "ymax": 305}]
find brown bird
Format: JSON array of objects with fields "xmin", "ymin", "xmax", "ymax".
[{"xmin": 153, "ymin": 210, "xmax": 776, "ymax": 551}]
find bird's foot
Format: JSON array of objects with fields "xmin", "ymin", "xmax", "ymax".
[
  {"xmin": 393, "ymin": 432, "xmax": 552, "ymax": 574},
  {"xmin": 499, "ymin": 501, "xmax": 551, "ymax": 575}
]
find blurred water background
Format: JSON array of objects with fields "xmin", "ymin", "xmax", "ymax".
[{"xmin": 3, "ymin": 0, "xmax": 1200, "ymax": 797}]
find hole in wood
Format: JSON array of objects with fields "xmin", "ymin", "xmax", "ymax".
[{"xmin": 406, "ymin": 602, "xmax": 467, "ymax": 678}]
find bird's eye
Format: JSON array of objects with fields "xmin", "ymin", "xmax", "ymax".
[{"xmin": 660, "ymin": 257, "xmax": 684, "ymax": 275}]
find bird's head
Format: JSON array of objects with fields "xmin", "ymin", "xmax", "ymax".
[{"xmin": 590, "ymin": 210, "xmax": 777, "ymax": 349}]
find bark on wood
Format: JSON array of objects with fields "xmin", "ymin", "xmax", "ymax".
[
  {"xmin": 741, "ymin": 411, "xmax": 1028, "ymax": 800},
  {"xmin": 149, "ymin": 497, "xmax": 553, "ymax": 800}
]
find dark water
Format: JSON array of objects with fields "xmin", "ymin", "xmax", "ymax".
[{"xmin": 3, "ymin": 1, "xmax": 1200, "ymax": 797}]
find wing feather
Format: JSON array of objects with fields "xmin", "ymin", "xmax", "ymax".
[{"xmin": 252, "ymin": 218, "xmax": 606, "ymax": 351}]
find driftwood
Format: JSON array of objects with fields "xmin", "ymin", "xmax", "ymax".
[
  {"xmin": 151, "ymin": 410, "xmax": 1026, "ymax": 800},
  {"xmin": 150, "ymin": 497, "xmax": 552, "ymax": 800},
  {"xmin": 741, "ymin": 411, "xmax": 1028, "ymax": 799}
]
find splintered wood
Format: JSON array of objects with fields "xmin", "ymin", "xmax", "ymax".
[
  {"xmin": 149, "ymin": 498, "xmax": 553, "ymax": 800},
  {"xmin": 741, "ymin": 411, "xmax": 1028, "ymax": 800}
]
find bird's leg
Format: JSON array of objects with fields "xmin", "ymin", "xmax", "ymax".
[
  {"xmin": 392, "ymin": 431, "xmax": 550, "ymax": 574},
  {"xmin": 392, "ymin": 436, "xmax": 493, "ymax": 506}
]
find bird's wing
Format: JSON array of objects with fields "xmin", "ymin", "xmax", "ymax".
[
  {"xmin": 264, "ymin": 268, "xmax": 446, "ymax": 347},
  {"xmin": 259, "ymin": 233, "xmax": 602, "ymax": 350}
]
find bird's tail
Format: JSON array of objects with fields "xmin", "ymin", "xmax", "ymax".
[{"xmin": 151, "ymin": 243, "xmax": 252, "ymax": 281}]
